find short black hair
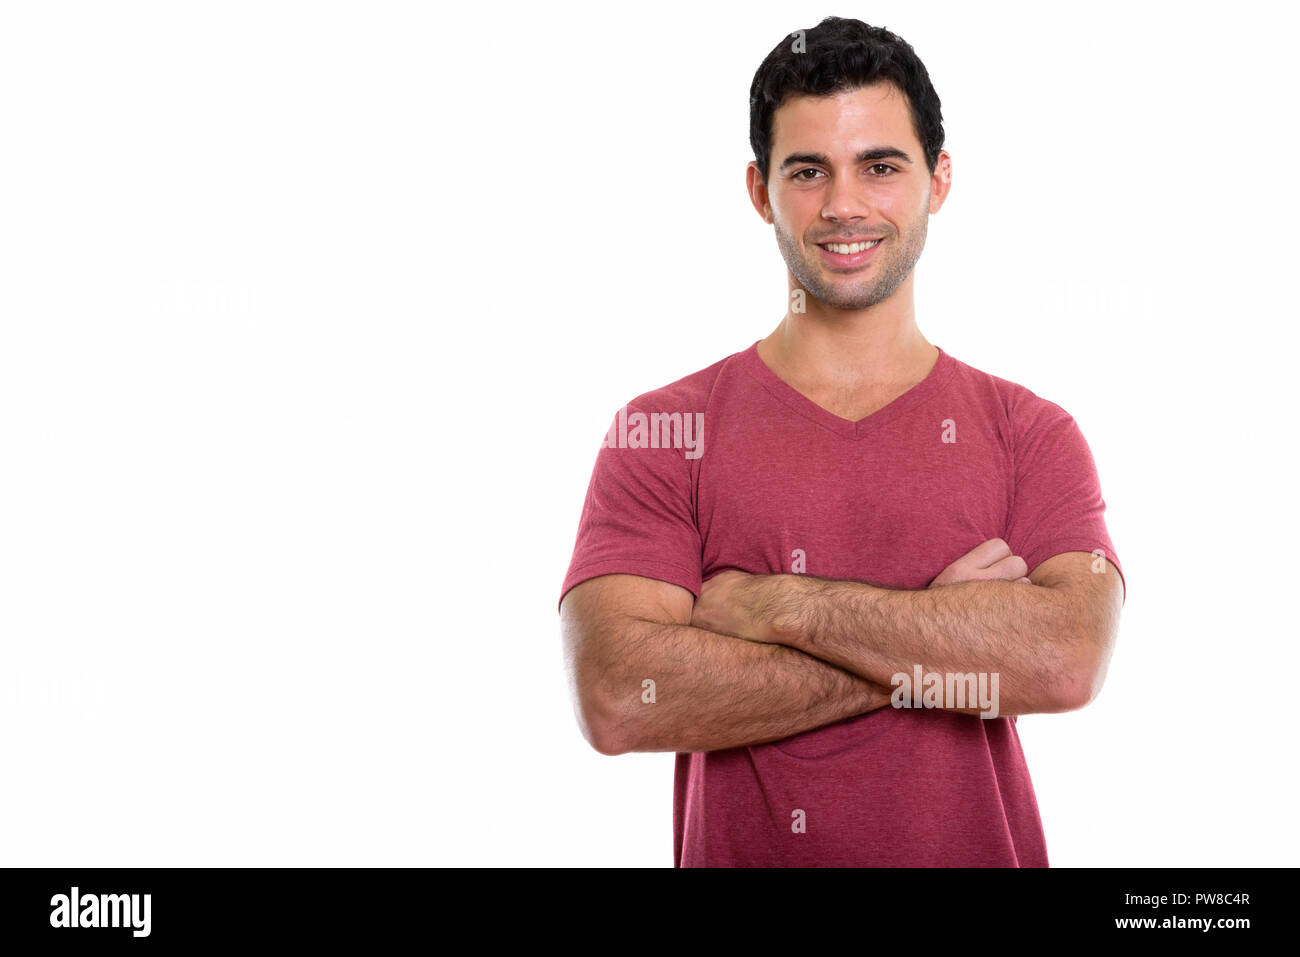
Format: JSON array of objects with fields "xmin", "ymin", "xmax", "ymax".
[{"xmin": 749, "ymin": 17, "xmax": 945, "ymax": 185}]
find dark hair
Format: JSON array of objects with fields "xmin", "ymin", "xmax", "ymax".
[{"xmin": 749, "ymin": 17, "xmax": 945, "ymax": 185}]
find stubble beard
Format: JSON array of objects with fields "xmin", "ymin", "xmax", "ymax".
[{"xmin": 775, "ymin": 209, "xmax": 928, "ymax": 312}]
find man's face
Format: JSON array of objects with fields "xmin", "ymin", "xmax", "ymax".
[{"xmin": 759, "ymin": 82, "xmax": 948, "ymax": 311}]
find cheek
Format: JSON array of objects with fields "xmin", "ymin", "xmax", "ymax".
[{"xmin": 774, "ymin": 190, "xmax": 821, "ymax": 225}]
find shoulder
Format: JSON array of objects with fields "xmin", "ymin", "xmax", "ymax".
[
  {"xmin": 943, "ymin": 350, "xmax": 1078, "ymax": 438},
  {"xmin": 620, "ymin": 346, "xmax": 748, "ymax": 414}
]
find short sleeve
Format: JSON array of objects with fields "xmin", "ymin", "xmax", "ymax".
[
  {"xmin": 558, "ymin": 405, "xmax": 704, "ymax": 612},
  {"xmin": 1003, "ymin": 400, "xmax": 1126, "ymax": 603}
]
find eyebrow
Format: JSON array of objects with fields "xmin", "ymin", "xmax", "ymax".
[{"xmin": 778, "ymin": 147, "xmax": 914, "ymax": 172}]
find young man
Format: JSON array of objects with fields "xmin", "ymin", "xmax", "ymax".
[{"xmin": 558, "ymin": 17, "xmax": 1125, "ymax": 867}]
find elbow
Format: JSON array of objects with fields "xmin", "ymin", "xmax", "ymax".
[
  {"xmin": 561, "ymin": 603, "xmax": 651, "ymax": 755},
  {"xmin": 584, "ymin": 713, "xmax": 631, "ymax": 757},
  {"xmin": 1052, "ymin": 674, "xmax": 1097, "ymax": 712},
  {"xmin": 575, "ymin": 680, "xmax": 638, "ymax": 756},
  {"xmin": 1050, "ymin": 648, "xmax": 1108, "ymax": 712}
]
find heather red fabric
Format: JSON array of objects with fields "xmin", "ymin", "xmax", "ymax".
[{"xmin": 560, "ymin": 341, "xmax": 1125, "ymax": 867}]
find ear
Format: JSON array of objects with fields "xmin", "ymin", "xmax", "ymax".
[
  {"xmin": 746, "ymin": 162, "xmax": 774, "ymax": 224},
  {"xmin": 929, "ymin": 150, "xmax": 953, "ymax": 214}
]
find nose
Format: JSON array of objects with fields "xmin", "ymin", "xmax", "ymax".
[{"xmin": 821, "ymin": 174, "xmax": 873, "ymax": 223}]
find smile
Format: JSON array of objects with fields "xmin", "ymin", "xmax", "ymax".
[{"xmin": 816, "ymin": 238, "xmax": 883, "ymax": 266}]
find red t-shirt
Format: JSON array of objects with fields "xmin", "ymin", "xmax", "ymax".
[{"xmin": 559, "ymin": 341, "xmax": 1125, "ymax": 867}]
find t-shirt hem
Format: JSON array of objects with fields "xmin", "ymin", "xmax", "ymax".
[
  {"xmin": 1026, "ymin": 541, "xmax": 1126, "ymax": 604},
  {"xmin": 558, "ymin": 559, "xmax": 703, "ymax": 613}
]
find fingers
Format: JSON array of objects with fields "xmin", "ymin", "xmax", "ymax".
[
  {"xmin": 965, "ymin": 537, "xmax": 1012, "ymax": 568},
  {"xmin": 985, "ymin": 553, "xmax": 1028, "ymax": 581},
  {"xmin": 931, "ymin": 539, "xmax": 1029, "ymax": 587}
]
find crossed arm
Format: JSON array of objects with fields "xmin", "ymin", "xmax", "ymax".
[
  {"xmin": 560, "ymin": 539, "xmax": 1124, "ymax": 754},
  {"xmin": 689, "ymin": 548, "xmax": 1123, "ymax": 717},
  {"xmin": 560, "ymin": 572, "xmax": 893, "ymax": 755}
]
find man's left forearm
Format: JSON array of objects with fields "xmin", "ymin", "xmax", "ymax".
[{"xmin": 750, "ymin": 574, "xmax": 1085, "ymax": 715}]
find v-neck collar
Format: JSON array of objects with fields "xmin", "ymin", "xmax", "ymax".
[{"xmin": 738, "ymin": 339, "xmax": 957, "ymax": 440}]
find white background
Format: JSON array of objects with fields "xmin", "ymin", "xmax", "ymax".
[{"xmin": 1, "ymin": 1, "xmax": 1296, "ymax": 866}]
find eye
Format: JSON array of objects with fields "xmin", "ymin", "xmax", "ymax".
[{"xmin": 792, "ymin": 165, "xmax": 894, "ymax": 181}]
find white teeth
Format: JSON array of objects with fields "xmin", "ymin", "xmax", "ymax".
[{"xmin": 823, "ymin": 240, "xmax": 881, "ymax": 254}]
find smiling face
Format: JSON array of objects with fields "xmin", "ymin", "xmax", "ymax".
[{"xmin": 753, "ymin": 82, "xmax": 950, "ymax": 312}]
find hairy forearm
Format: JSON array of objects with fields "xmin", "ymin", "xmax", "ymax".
[
  {"xmin": 757, "ymin": 576, "xmax": 1081, "ymax": 715},
  {"xmin": 588, "ymin": 617, "xmax": 890, "ymax": 753}
]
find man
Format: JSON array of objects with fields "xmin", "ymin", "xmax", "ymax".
[{"xmin": 558, "ymin": 17, "xmax": 1125, "ymax": 867}]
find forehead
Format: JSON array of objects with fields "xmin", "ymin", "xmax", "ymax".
[{"xmin": 771, "ymin": 82, "xmax": 916, "ymax": 152}]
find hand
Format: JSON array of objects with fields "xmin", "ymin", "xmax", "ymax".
[
  {"xmin": 689, "ymin": 569, "xmax": 774, "ymax": 642},
  {"xmin": 930, "ymin": 538, "xmax": 1031, "ymax": 587}
]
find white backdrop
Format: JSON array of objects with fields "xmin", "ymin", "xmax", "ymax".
[{"xmin": 1, "ymin": 0, "xmax": 1296, "ymax": 867}]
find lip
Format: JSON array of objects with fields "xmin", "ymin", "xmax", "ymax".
[{"xmin": 815, "ymin": 238, "xmax": 883, "ymax": 268}]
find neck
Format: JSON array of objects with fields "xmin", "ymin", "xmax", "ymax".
[{"xmin": 758, "ymin": 285, "xmax": 936, "ymax": 389}]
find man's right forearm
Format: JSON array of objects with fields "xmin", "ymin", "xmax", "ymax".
[{"xmin": 585, "ymin": 617, "xmax": 891, "ymax": 753}]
